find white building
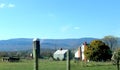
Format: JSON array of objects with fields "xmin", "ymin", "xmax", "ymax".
[
  {"xmin": 53, "ymin": 49, "xmax": 68, "ymax": 61},
  {"xmin": 75, "ymin": 42, "xmax": 87, "ymax": 61}
]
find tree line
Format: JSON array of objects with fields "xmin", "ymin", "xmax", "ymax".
[{"xmin": 83, "ymin": 35, "xmax": 120, "ymax": 70}]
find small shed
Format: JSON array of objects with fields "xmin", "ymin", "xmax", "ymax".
[
  {"xmin": 2, "ymin": 57, "xmax": 20, "ymax": 62},
  {"xmin": 53, "ymin": 49, "xmax": 68, "ymax": 61}
]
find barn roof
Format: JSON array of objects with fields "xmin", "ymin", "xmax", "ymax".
[{"xmin": 54, "ymin": 49, "xmax": 68, "ymax": 54}]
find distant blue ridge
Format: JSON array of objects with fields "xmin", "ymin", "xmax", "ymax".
[{"xmin": 0, "ymin": 38, "xmax": 97, "ymax": 51}]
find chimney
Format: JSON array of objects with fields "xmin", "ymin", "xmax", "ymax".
[
  {"xmin": 60, "ymin": 48, "xmax": 63, "ymax": 51},
  {"xmin": 78, "ymin": 47, "xmax": 82, "ymax": 60},
  {"xmin": 83, "ymin": 42, "xmax": 87, "ymax": 45}
]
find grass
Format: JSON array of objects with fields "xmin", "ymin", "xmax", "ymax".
[{"xmin": 0, "ymin": 59, "xmax": 117, "ymax": 70}]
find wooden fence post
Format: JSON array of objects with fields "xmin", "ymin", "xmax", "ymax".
[
  {"xmin": 33, "ymin": 38, "xmax": 40, "ymax": 70},
  {"xmin": 67, "ymin": 49, "xmax": 70, "ymax": 70}
]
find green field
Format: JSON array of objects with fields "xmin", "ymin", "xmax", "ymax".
[{"xmin": 0, "ymin": 59, "xmax": 117, "ymax": 70}]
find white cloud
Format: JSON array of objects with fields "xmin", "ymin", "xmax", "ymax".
[
  {"xmin": 0, "ymin": 3, "xmax": 5, "ymax": 8},
  {"xmin": 60, "ymin": 26, "xmax": 71, "ymax": 32},
  {"xmin": 74, "ymin": 27, "xmax": 80, "ymax": 30},
  {"xmin": 8, "ymin": 3, "xmax": 15, "ymax": 8},
  {"xmin": 0, "ymin": 3, "xmax": 15, "ymax": 9},
  {"xmin": 60, "ymin": 26, "xmax": 80, "ymax": 33}
]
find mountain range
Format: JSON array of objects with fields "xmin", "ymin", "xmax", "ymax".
[{"xmin": 0, "ymin": 38, "xmax": 98, "ymax": 51}]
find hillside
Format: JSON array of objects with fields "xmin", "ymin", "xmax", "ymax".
[{"xmin": 0, "ymin": 38, "xmax": 97, "ymax": 51}]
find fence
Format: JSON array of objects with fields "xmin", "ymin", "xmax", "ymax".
[{"xmin": 33, "ymin": 38, "xmax": 70, "ymax": 70}]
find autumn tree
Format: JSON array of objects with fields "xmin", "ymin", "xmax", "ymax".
[{"xmin": 84, "ymin": 40, "xmax": 112, "ymax": 61}]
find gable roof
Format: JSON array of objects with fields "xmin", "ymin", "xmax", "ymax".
[{"xmin": 54, "ymin": 49, "xmax": 68, "ymax": 54}]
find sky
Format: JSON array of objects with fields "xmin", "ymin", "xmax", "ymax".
[{"xmin": 0, "ymin": 0, "xmax": 120, "ymax": 40}]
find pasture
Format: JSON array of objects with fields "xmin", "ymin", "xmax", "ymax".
[{"xmin": 0, "ymin": 59, "xmax": 117, "ymax": 70}]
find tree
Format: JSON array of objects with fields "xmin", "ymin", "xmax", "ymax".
[
  {"xmin": 111, "ymin": 48, "xmax": 120, "ymax": 70},
  {"xmin": 84, "ymin": 40, "xmax": 112, "ymax": 61},
  {"xmin": 102, "ymin": 35, "xmax": 118, "ymax": 51}
]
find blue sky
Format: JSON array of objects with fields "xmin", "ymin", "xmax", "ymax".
[{"xmin": 0, "ymin": 0, "xmax": 120, "ymax": 40}]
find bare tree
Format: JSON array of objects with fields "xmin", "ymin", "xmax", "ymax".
[
  {"xmin": 111, "ymin": 48, "xmax": 120, "ymax": 70},
  {"xmin": 102, "ymin": 35, "xmax": 118, "ymax": 51}
]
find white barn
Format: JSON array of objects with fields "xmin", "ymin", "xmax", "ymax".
[{"xmin": 53, "ymin": 49, "xmax": 68, "ymax": 61}]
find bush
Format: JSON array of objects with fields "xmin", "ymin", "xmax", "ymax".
[{"xmin": 85, "ymin": 40, "xmax": 112, "ymax": 61}]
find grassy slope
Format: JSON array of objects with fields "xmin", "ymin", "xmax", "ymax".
[{"xmin": 0, "ymin": 59, "xmax": 116, "ymax": 70}]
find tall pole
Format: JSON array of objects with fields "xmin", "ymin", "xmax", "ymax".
[
  {"xmin": 33, "ymin": 38, "xmax": 40, "ymax": 70},
  {"xmin": 67, "ymin": 49, "xmax": 70, "ymax": 70}
]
